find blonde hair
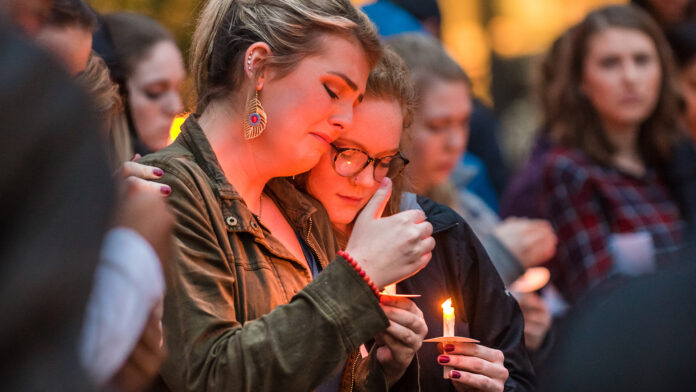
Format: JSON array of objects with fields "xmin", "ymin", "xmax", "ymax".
[
  {"xmin": 190, "ymin": 0, "xmax": 382, "ymax": 113},
  {"xmin": 76, "ymin": 52, "xmax": 133, "ymax": 170}
]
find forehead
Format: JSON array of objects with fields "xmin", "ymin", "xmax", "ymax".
[
  {"xmin": 291, "ymin": 34, "xmax": 371, "ymax": 90},
  {"xmin": 340, "ymin": 98, "xmax": 403, "ymax": 153},
  {"xmin": 131, "ymin": 41, "xmax": 185, "ymax": 82},
  {"xmin": 420, "ymin": 79, "xmax": 471, "ymax": 119},
  {"xmin": 587, "ymin": 27, "xmax": 656, "ymax": 55}
]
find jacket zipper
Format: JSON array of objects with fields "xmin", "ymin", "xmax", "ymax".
[
  {"xmin": 349, "ymin": 351, "xmax": 360, "ymax": 392},
  {"xmin": 305, "ymin": 217, "xmax": 322, "ymax": 268}
]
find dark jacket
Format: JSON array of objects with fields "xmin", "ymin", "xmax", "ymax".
[
  {"xmin": 0, "ymin": 21, "xmax": 113, "ymax": 391},
  {"xmin": 140, "ymin": 118, "xmax": 391, "ymax": 392},
  {"xmin": 397, "ymin": 195, "xmax": 535, "ymax": 392}
]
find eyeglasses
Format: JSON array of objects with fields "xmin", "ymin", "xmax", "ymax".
[{"xmin": 330, "ymin": 143, "xmax": 409, "ymax": 182}]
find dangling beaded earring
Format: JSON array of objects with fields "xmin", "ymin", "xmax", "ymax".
[
  {"xmin": 243, "ymin": 54, "xmax": 267, "ymax": 140},
  {"xmin": 243, "ymin": 89, "xmax": 267, "ymax": 140}
]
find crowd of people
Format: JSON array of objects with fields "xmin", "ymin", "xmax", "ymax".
[{"xmin": 1, "ymin": 0, "xmax": 694, "ymax": 391}]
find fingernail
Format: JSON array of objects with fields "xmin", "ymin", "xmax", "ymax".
[
  {"xmin": 153, "ymin": 168, "xmax": 164, "ymax": 177},
  {"xmin": 438, "ymin": 355, "xmax": 450, "ymax": 364},
  {"xmin": 451, "ymin": 370, "xmax": 461, "ymax": 379},
  {"xmin": 445, "ymin": 344, "xmax": 455, "ymax": 352},
  {"xmin": 160, "ymin": 185, "xmax": 171, "ymax": 195}
]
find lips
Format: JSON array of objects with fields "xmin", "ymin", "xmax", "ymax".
[
  {"xmin": 309, "ymin": 131, "xmax": 335, "ymax": 146},
  {"xmin": 337, "ymin": 194, "xmax": 363, "ymax": 205}
]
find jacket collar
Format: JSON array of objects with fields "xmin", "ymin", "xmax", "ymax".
[
  {"xmin": 401, "ymin": 192, "xmax": 459, "ymax": 234},
  {"xmin": 176, "ymin": 116, "xmax": 318, "ymax": 235}
]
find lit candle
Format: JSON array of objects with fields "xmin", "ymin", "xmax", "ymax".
[
  {"xmin": 383, "ymin": 284, "xmax": 397, "ymax": 295},
  {"xmin": 441, "ymin": 298, "xmax": 455, "ymax": 378},
  {"xmin": 442, "ymin": 298, "xmax": 455, "ymax": 336}
]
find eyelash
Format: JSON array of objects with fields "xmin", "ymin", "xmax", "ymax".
[{"xmin": 323, "ymin": 83, "xmax": 339, "ymax": 100}]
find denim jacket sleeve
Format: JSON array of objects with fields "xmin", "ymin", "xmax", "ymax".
[{"xmin": 149, "ymin": 158, "xmax": 390, "ymax": 392}]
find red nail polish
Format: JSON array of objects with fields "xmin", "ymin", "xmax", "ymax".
[
  {"xmin": 445, "ymin": 344, "xmax": 455, "ymax": 352},
  {"xmin": 451, "ymin": 370, "xmax": 461, "ymax": 379},
  {"xmin": 438, "ymin": 355, "xmax": 450, "ymax": 364},
  {"xmin": 154, "ymin": 168, "xmax": 164, "ymax": 177},
  {"xmin": 160, "ymin": 185, "xmax": 171, "ymax": 195}
]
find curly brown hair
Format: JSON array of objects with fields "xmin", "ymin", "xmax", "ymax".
[{"xmin": 547, "ymin": 4, "xmax": 685, "ymax": 167}]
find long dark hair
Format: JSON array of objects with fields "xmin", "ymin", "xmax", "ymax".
[{"xmin": 547, "ymin": 5, "xmax": 685, "ymax": 167}]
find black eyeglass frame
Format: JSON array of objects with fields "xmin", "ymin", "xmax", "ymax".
[{"xmin": 329, "ymin": 143, "xmax": 410, "ymax": 181}]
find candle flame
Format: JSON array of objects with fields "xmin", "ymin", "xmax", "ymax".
[{"xmin": 441, "ymin": 298, "xmax": 454, "ymax": 317}]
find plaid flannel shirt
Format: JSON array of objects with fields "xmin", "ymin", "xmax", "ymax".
[{"xmin": 540, "ymin": 148, "xmax": 685, "ymax": 303}]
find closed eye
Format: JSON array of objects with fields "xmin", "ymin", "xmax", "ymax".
[{"xmin": 323, "ymin": 83, "xmax": 339, "ymax": 100}]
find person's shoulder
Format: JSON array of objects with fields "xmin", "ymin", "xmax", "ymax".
[
  {"xmin": 413, "ymin": 194, "xmax": 475, "ymax": 236},
  {"xmin": 543, "ymin": 146, "xmax": 598, "ymax": 185},
  {"xmin": 138, "ymin": 140, "xmax": 197, "ymax": 177}
]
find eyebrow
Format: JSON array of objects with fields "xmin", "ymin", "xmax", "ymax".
[
  {"xmin": 337, "ymin": 138, "xmax": 400, "ymax": 156},
  {"xmin": 328, "ymin": 71, "xmax": 358, "ymax": 91}
]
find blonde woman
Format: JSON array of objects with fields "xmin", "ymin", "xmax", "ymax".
[{"xmin": 140, "ymin": 1, "xmax": 435, "ymax": 391}]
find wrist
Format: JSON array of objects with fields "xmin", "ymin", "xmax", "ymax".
[{"xmin": 338, "ymin": 250, "xmax": 380, "ymax": 298}]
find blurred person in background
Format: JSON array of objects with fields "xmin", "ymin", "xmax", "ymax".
[
  {"xmin": 0, "ymin": 0, "xmax": 52, "ymax": 35},
  {"xmin": 299, "ymin": 47, "xmax": 534, "ymax": 392},
  {"xmin": 539, "ymin": 5, "xmax": 696, "ymax": 305},
  {"xmin": 76, "ymin": 52, "xmax": 172, "ymax": 392},
  {"xmin": 389, "ymin": 34, "xmax": 558, "ymax": 287},
  {"xmin": 500, "ymin": 30, "xmax": 573, "ymax": 220},
  {"xmin": 0, "ymin": 3, "xmax": 113, "ymax": 389},
  {"xmin": 33, "ymin": 0, "xmax": 96, "ymax": 75},
  {"xmin": 667, "ymin": 22, "xmax": 696, "ymax": 140},
  {"xmin": 94, "ymin": 11, "xmax": 185, "ymax": 156}
]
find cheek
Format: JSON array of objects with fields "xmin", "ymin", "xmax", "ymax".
[{"xmin": 128, "ymin": 92, "xmax": 160, "ymax": 130}]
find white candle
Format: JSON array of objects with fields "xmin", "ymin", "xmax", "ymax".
[{"xmin": 441, "ymin": 298, "xmax": 455, "ymax": 378}]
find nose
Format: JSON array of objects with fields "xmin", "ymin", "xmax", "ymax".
[
  {"xmin": 622, "ymin": 61, "xmax": 641, "ymax": 85},
  {"xmin": 329, "ymin": 101, "xmax": 354, "ymax": 135},
  {"xmin": 353, "ymin": 161, "xmax": 377, "ymax": 188},
  {"xmin": 163, "ymin": 91, "xmax": 184, "ymax": 116},
  {"xmin": 444, "ymin": 125, "xmax": 468, "ymax": 155}
]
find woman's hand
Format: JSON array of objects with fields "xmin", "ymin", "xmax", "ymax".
[
  {"xmin": 375, "ymin": 296, "xmax": 428, "ymax": 386},
  {"xmin": 346, "ymin": 178, "xmax": 435, "ymax": 287},
  {"xmin": 493, "ymin": 218, "xmax": 557, "ymax": 269},
  {"xmin": 437, "ymin": 342, "xmax": 509, "ymax": 392},
  {"xmin": 117, "ymin": 154, "xmax": 171, "ymax": 196},
  {"xmin": 517, "ymin": 292, "xmax": 552, "ymax": 352}
]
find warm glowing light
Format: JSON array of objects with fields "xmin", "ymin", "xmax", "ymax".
[
  {"xmin": 169, "ymin": 113, "xmax": 189, "ymax": 142},
  {"xmin": 441, "ymin": 298, "xmax": 454, "ymax": 317}
]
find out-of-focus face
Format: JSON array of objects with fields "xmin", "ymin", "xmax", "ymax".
[
  {"xmin": 126, "ymin": 40, "xmax": 185, "ymax": 151},
  {"xmin": 581, "ymin": 27, "xmax": 662, "ymax": 133},
  {"xmin": 681, "ymin": 59, "xmax": 696, "ymax": 140},
  {"xmin": 408, "ymin": 78, "xmax": 471, "ymax": 192},
  {"xmin": 252, "ymin": 34, "xmax": 371, "ymax": 177},
  {"xmin": 306, "ymin": 98, "xmax": 403, "ymax": 227},
  {"xmin": 35, "ymin": 25, "xmax": 92, "ymax": 74}
]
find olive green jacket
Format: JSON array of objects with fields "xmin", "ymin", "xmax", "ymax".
[{"xmin": 140, "ymin": 117, "xmax": 394, "ymax": 392}]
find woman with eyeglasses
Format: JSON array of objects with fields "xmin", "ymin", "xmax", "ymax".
[{"xmin": 298, "ymin": 48, "xmax": 534, "ymax": 392}]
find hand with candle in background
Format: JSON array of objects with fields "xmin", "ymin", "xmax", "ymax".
[
  {"xmin": 437, "ymin": 342, "xmax": 509, "ymax": 392},
  {"xmin": 375, "ymin": 295, "xmax": 428, "ymax": 386}
]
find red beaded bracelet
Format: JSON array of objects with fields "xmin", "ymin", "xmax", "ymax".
[{"xmin": 338, "ymin": 250, "xmax": 381, "ymax": 298}]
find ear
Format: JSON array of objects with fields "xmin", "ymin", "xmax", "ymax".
[{"xmin": 244, "ymin": 42, "xmax": 272, "ymax": 91}]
